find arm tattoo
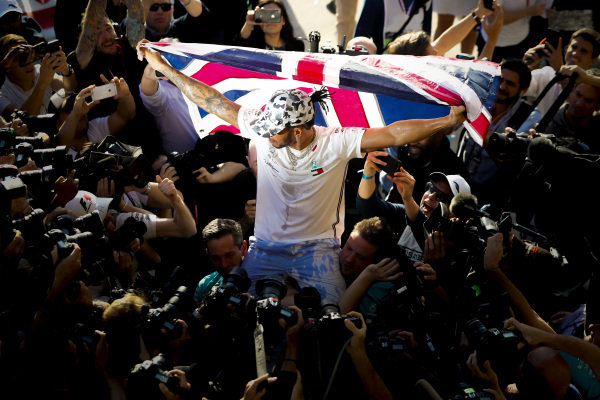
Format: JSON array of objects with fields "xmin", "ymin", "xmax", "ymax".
[
  {"xmin": 76, "ymin": 0, "xmax": 108, "ymax": 69},
  {"xmin": 168, "ymin": 69, "xmax": 241, "ymax": 127},
  {"xmin": 123, "ymin": 0, "xmax": 145, "ymax": 48}
]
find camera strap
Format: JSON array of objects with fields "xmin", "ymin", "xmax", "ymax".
[
  {"xmin": 536, "ymin": 74, "xmax": 577, "ymax": 132},
  {"xmin": 507, "ymin": 73, "xmax": 574, "ymax": 131},
  {"xmin": 254, "ymin": 321, "xmax": 267, "ymax": 377}
]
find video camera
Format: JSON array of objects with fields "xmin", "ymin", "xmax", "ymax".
[{"xmin": 10, "ymin": 110, "xmax": 57, "ymax": 136}]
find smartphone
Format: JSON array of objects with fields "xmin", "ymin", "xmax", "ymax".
[
  {"xmin": 254, "ymin": 8, "xmax": 282, "ymax": 23},
  {"xmin": 378, "ymin": 154, "xmax": 402, "ymax": 176},
  {"xmin": 544, "ymin": 29, "xmax": 561, "ymax": 50},
  {"xmin": 91, "ymin": 83, "xmax": 117, "ymax": 101},
  {"xmin": 483, "ymin": 0, "xmax": 494, "ymax": 10}
]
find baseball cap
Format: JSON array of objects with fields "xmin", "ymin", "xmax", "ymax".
[
  {"xmin": 429, "ymin": 172, "xmax": 471, "ymax": 196},
  {"xmin": 64, "ymin": 190, "xmax": 113, "ymax": 220},
  {"xmin": 248, "ymin": 88, "xmax": 315, "ymax": 138},
  {"xmin": 0, "ymin": 1, "xmax": 23, "ymax": 19}
]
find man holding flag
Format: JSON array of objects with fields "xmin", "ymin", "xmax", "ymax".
[{"xmin": 138, "ymin": 41, "xmax": 466, "ymax": 303}]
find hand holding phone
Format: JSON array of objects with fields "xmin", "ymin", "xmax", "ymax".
[
  {"xmin": 254, "ymin": 8, "xmax": 282, "ymax": 23},
  {"xmin": 91, "ymin": 83, "xmax": 117, "ymax": 101},
  {"xmin": 378, "ymin": 154, "xmax": 403, "ymax": 176}
]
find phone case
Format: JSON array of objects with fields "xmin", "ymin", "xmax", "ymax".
[{"xmin": 91, "ymin": 83, "xmax": 117, "ymax": 101}]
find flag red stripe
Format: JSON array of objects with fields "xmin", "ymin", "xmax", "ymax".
[
  {"xmin": 330, "ymin": 88, "xmax": 370, "ymax": 128},
  {"xmin": 293, "ymin": 55, "xmax": 327, "ymax": 84},
  {"xmin": 364, "ymin": 58, "xmax": 464, "ymax": 106},
  {"xmin": 191, "ymin": 62, "xmax": 285, "ymax": 86},
  {"xmin": 469, "ymin": 113, "xmax": 489, "ymax": 142}
]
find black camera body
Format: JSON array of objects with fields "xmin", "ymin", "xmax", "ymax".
[
  {"xmin": 255, "ymin": 275, "xmax": 297, "ymax": 329},
  {"xmin": 200, "ymin": 267, "xmax": 251, "ymax": 319},
  {"xmin": 129, "ymin": 353, "xmax": 181, "ymax": 395},
  {"xmin": 144, "ymin": 286, "xmax": 191, "ymax": 339}
]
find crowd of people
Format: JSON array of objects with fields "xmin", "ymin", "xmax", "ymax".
[{"xmin": 1, "ymin": 0, "xmax": 600, "ymax": 398}]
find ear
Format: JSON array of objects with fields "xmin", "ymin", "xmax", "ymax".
[{"xmin": 241, "ymin": 240, "xmax": 248, "ymax": 257}]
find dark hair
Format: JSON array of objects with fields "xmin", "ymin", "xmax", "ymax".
[
  {"xmin": 387, "ymin": 31, "xmax": 431, "ymax": 56},
  {"xmin": 500, "ymin": 58, "xmax": 532, "ymax": 90},
  {"xmin": 202, "ymin": 218, "xmax": 244, "ymax": 248},
  {"xmin": 570, "ymin": 28, "xmax": 600, "ymax": 59},
  {"xmin": 256, "ymin": 0, "xmax": 297, "ymax": 49}
]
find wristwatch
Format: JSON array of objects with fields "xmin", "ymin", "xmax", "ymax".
[{"xmin": 62, "ymin": 64, "xmax": 74, "ymax": 77}]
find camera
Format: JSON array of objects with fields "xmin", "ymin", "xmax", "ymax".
[
  {"xmin": 128, "ymin": 353, "xmax": 182, "ymax": 397},
  {"xmin": 144, "ymin": 286, "xmax": 192, "ymax": 339},
  {"xmin": 255, "ymin": 275, "xmax": 297, "ymax": 331},
  {"xmin": 10, "ymin": 110, "xmax": 57, "ymax": 136},
  {"xmin": 463, "ymin": 318, "xmax": 525, "ymax": 384},
  {"xmin": 18, "ymin": 39, "xmax": 61, "ymax": 67},
  {"xmin": 200, "ymin": 267, "xmax": 252, "ymax": 319},
  {"xmin": 110, "ymin": 216, "xmax": 147, "ymax": 249}
]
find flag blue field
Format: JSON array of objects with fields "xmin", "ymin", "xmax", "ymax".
[{"xmin": 143, "ymin": 42, "xmax": 500, "ymax": 145}]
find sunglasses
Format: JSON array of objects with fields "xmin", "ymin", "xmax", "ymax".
[
  {"xmin": 425, "ymin": 182, "xmax": 452, "ymax": 204},
  {"xmin": 149, "ymin": 3, "xmax": 172, "ymax": 12}
]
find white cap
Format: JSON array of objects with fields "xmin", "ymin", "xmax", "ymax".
[
  {"xmin": 0, "ymin": 1, "xmax": 23, "ymax": 18},
  {"xmin": 429, "ymin": 172, "xmax": 471, "ymax": 196},
  {"xmin": 64, "ymin": 190, "xmax": 112, "ymax": 220}
]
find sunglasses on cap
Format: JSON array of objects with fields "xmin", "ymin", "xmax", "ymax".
[
  {"xmin": 425, "ymin": 182, "xmax": 452, "ymax": 204},
  {"xmin": 149, "ymin": 3, "xmax": 172, "ymax": 12}
]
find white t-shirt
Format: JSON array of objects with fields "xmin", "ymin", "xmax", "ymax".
[
  {"xmin": 524, "ymin": 65, "xmax": 561, "ymax": 116},
  {"xmin": 0, "ymin": 64, "xmax": 54, "ymax": 115},
  {"xmin": 238, "ymin": 107, "xmax": 365, "ymax": 243},
  {"xmin": 115, "ymin": 211, "xmax": 157, "ymax": 239},
  {"xmin": 481, "ymin": 0, "xmax": 530, "ymax": 47}
]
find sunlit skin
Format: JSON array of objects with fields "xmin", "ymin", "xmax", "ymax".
[
  {"xmin": 564, "ymin": 37, "xmax": 597, "ymax": 70},
  {"xmin": 496, "ymin": 69, "xmax": 522, "ymax": 105},
  {"xmin": 419, "ymin": 180, "xmax": 451, "ymax": 216},
  {"xmin": 339, "ymin": 231, "xmax": 378, "ymax": 279},
  {"xmin": 206, "ymin": 234, "xmax": 247, "ymax": 277},
  {"xmin": 96, "ymin": 18, "xmax": 119, "ymax": 55}
]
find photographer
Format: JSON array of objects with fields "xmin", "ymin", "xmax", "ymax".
[
  {"xmin": 358, "ymin": 151, "xmax": 470, "ymax": 263},
  {"xmin": 484, "ymin": 233, "xmax": 600, "ymax": 398},
  {"xmin": 0, "ymin": 34, "xmax": 76, "ymax": 119},
  {"xmin": 56, "ymin": 75, "xmax": 136, "ymax": 155},
  {"xmin": 193, "ymin": 218, "xmax": 247, "ymax": 303}
]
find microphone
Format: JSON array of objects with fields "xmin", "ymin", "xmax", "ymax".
[{"xmin": 449, "ymin": 192, "xmax": 487, "ymax": 219}]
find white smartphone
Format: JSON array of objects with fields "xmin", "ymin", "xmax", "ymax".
[{"xmin": 91, "ymin": 83, "xmax": 117, "ymax": 101}]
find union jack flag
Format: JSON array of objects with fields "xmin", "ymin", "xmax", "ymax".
[{"xmin": 142, "ymin": 42, "xmax": 500, "ymax": 146}]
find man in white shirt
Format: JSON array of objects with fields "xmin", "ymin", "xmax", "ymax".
[{"xmin": 138, "ymin": 42, "xmax": 466, "ymax": 303}]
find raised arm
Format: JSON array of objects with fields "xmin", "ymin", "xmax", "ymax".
[
  {"xmin": 122, "ymin": 0, "xmax": 145, "ymax": 49},
  {"xmin": 360, "ymin": 106, "xmax": 465, "ymax": 153},
  {"xmin": 484, "ymin": 233, "xmax": 555, "ymax": 333},
  {"xmin": 432, "ymin": 0, "xmax": 491, "ymax": 56},
  {"xmin": 178, "ymin": 0, "xmax": 203, "ymax": 17},
  {"xmin": 76, "ymin": 0, "xmax": 108, "ymax": 70},
  {"xmin": 137, "ymin": 41, "xmax": 241, "ymax": 127}
]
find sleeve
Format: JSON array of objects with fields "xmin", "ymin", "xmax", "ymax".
[
  {"xmin": 356, "ymin": 189, "xmax": 408, "ymax": 233},
  {"xmin": 524, "ymin": 66, "xmax": 556, "ymax": 100},
  {"xmin": 237, "ymin": 106, "xmax": 263, "ymax": 139},
  {"xmin": 139, "ymin": 81, "xmax": 168, "ymax": 115},
  {"xmin": 334, "ymin": 126, "xmax": 365, "ymax": 161},
  {"xmin": 86, "ymin": 116, "xmax": 111, "ymax": 143},
  {"xmin": 0, "ymin": 90, "xmax": 12, "ymax": 116}
]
